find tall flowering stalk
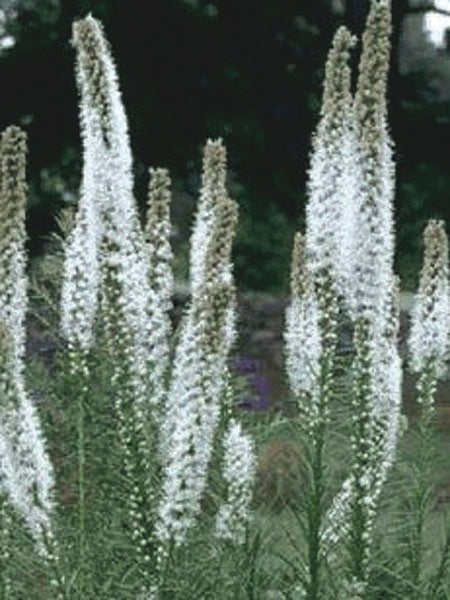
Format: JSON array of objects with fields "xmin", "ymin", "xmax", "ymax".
[
  {"xmin": 285, "ymin": 230, "xmax": 338, "ymax": 599},
  {"xmin": 295, "ymin": 2, "xmax": 402, "ymax": 594},
  {"xmin": 305, "ymin": 25, "xmax": 358, "ymax": 301},
  {"xmin": 0, "ymin": 127, "xmax": 61, "ymax": 594},
  {"xmin": 145, "ymin": 167, "xmax": 173, "ymax": 422},
  {"xmin": 157, "ymin": 142, "xmax": 238, "ymax": 549},
  {"xmin": 288, "ymin": 25, "xmax": 351, "ymax": 599},
  {"xmin": 409, "ymin": 220, "xmax": 449, "ymax": 417},
  {"xmin": 300, "ymin": 24, "xmax": 353, "ymax": 437},
  {"xmin": 346, "ymin": 2, "xmax": 397, "ymax": 589},
  {"xmin": 352, "ymin": 0, "xmax": 395, "ymax": 326},
  {"xmin": 325, "ymin": 1, "xmax": 400, "ymax": 591},
  {"xmin": 65, "ymin": 16, "xmax": 160, "ymax": 596},
  {"xmin": 406, "ymin": 220, "xmax": 449, "ymax": 596}
]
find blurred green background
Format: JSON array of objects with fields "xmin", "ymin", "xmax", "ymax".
[{"xmin": 0, "ymin": 0, "xmax": 449, "ymax": 291}]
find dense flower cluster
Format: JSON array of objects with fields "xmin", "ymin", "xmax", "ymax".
[
  {"xmin": 409, "ymin": 220, "xmax": 449, "ymax": 377},
  {"xmin": 145, "ymin": 168, "xmax": 174, "ymax": 419},
  {"xmin": 0, "ymin": 127, "xmax": 55, "ymax": 558},
  {"xmin": 189, "ymin": 139, "xmax": 228, "ymax": 298},
  {"xmin": 215, "ymin": 419, "xmax": 256, "ymax": 544},
  {"xmin": 352, "ymin": 0, "xmax": 395, "ymax": 325},
  {"xmin": 63, "ymin": 17, "xmax": 167, "ymax": 592},
  {"xmin": 157, "ymin": 147, "xmax": 239, "ymax": 545},
  {"xmin": 0, "ymin": 126, "xmax": 28, "ymax": 363},
  {"xmin": 305, "ymin": 25, "xmax": 357, "ymax": 290},
  {"xmin": 2, "ymin": 3, "xmax": 448, "ymax": 597},
  {"xmin": 284, "ymin": 232, "xmax": 322, "ymax": 405},
  {"xmin": 288, "ymin": 1, "xmax": 403, "ymax": 591}
]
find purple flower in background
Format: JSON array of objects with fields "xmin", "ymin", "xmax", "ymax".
[
  {"xmin": 233, "ymin": 356, "xmax": 261, "ymax": 374},
  {"xmin": 233, "ymin": 356, "xmax": 271, "ymax": 411}
]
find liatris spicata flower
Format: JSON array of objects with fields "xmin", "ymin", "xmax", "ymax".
[
  {"xmin": 409, "ymin": 220, "xmax": 449, "ymax": 423},
  {"xmin": 284, "ymin": 232, "xmax": 322, "ymax": 416},
  {"xmin": 157, "ymin": 182, "xmax": 238, "ymax": 546},
  {"xmin": 0, "ymin": 129, "xmax": 55, "ymax": 559},
  {"xmin": 156, "ymin": 283, "xmax": 236, "ymax": 546},
  {"xmin": 67, "ymin": 17, "xmax": 160, "ymax": 594},
  {"xmin": 68, "ymin": 16, "xmax": 152, "ymax": 365},
  {"xmin": 144, "ymin": 167, "xmax": 174, "ymax": 418},
  {"xmin": 215, "ymin": 419, "xmax": 256, "ymax": 545},
  {"xmin": 189, "ymin": 138, "xmax": 228, "ymax": 298},
  {"xmin": 343, "ymin": 6, "xmax": 397, "ymax": 586},
  {"xmin": 319, "ymin": 5, "xmax": 402, "ymax": 589},
  {"xmin": 0, "ymin": 126, "xmax": 28, "ymax": 364},
  {"xmin": 0, "ymin": 325, "xmax": 55, "ymax": 555},
  {"xmin": 300, "ymin": 25, "xmax": 349, "ymax": 441},
  {"xmin": 409, "ymin": 220, "xmax": 449, "ymax": 380},
  {"xmin": 352, "ymin": 0, "xmax": 395, "ymax": 326},
  {"xmin": 305, "ymin": 26, "xmax": 358, "ymax": 295}
]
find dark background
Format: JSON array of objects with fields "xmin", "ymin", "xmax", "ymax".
[{"xmin": 0, "ymin": 0, "xmax": 449, "ymax": 291}]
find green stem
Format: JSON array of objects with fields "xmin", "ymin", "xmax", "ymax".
[
  {"xmin": 69, "ymin": 349, "xmax": 88, "ymax": 598},
  {"xmin": 306, "ymin": 271, "xmax": 337, "ymax": 599},
  {"xmin": 307, "ymin": 427, "xmax": 325, "ymax": 600},
  {"xmin": 409, "ymin": 359, "xmax": 437, "ymax": 599},
  {"xmin": 43, "ymin": 532, "xmax": 68, "ymax": 600},
  {"xmin": 78, "ymin": 386, "xmax": 85, "ymax": 598},
  {"xmin": 348, "ymin": 318, "xmax": 375, "ymax": 591},
  {"xmin": 0, "ymin": 497, "xmax": 12, "ymax": 599}
]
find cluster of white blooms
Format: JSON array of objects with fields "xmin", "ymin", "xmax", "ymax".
[
  {"xmin": 189, "ymin": 139, "xmax": 228, "ymax": 297},
  {"xmin": 215, "ymin": 419, "xmax": 256, "ymax": 545},
  {"xmin": 372, "ymin": 278, "xmax": 402, "ymax": 475},
  {"xmin": 157, "ymin": 143, "xmax": 238, "ymax": 546},
  {"xmin": 0, "ymin": 344, "xmax": 55, "ymax": 556},
  {"xmin": 62, "ymin": 15, "xmax": 154, "ymax": 376},
  {"xmin": 409, "ymin": 220, "xmax": 449, "ymax": 378},
  {"xmin": 0, "ymin": 127, "xmax": 55, "ymax": 558},
  {"xmin": 63, "ymin": 17, "xmax": 165, "ymax": 591},
  {"xmin": 286, "ymin": 28, "xmax": 346, "ymax": 452},
  {"xmin": 322, "ymin": 279, "xmax": 402, "ymax": 567},
  {"xmin": 305, "ymin": 25, "xmax": 358, "ymax": 293},
  {"xmin": 284, "ymin": 232, "xmax": 322, "ymax": 409},
  {"xmin": 352, "ymin": 0, "xmax": 395, "ymax": 326},
  {"xmin": 144, "ymin": 168, "xmax": 173, "ymax": 418},
  {"xmin": 62, "ymin": 16, "xmax": 248, "ymax": 589},
  {"xmin": 334, "ymin": 4, "xmax": 400, "ymax": 580},
  {"xmin": 156, "ymin": 284, "xmax": 235, "ymax": 545},
  {"xmin": 324, "ymin": 4, "xmax": 402, "ymax": 585},
  {"xmin": 294, "ymin": 2, "xmax": 403, "ymax": 584}
]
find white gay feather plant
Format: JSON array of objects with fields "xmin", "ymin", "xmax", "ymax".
[
  {"xmin": 64, "ymin": 16, "xmax": 163, "ymax": 595},
  {"xmin": 0, "ymin": 127, "xmax": 58, "ymax": 580},
  {"xmin": 320, "ymin": 3, "xmax": 402, "ymax": 592},
  {"xmin": 284, "ymin": 231, "xmax": 322, "ymax": 427},
  {"xmin": 409, "ymin": 219, "xmax": 449, "ymax": 407},
  {"xmin": 157, "ymin": 142, "xmax": 238, "ymax": 548},
  {"xmin": 286, "ymin": 26, "xmax": 351, "ymax": 598},
  {"xmin": 305, "ymin": 25, "xmax": 358, "ymax": 296},
  {"xmin": 405, "ymin": 219, "xmax": 449, "ymax": 598}
]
